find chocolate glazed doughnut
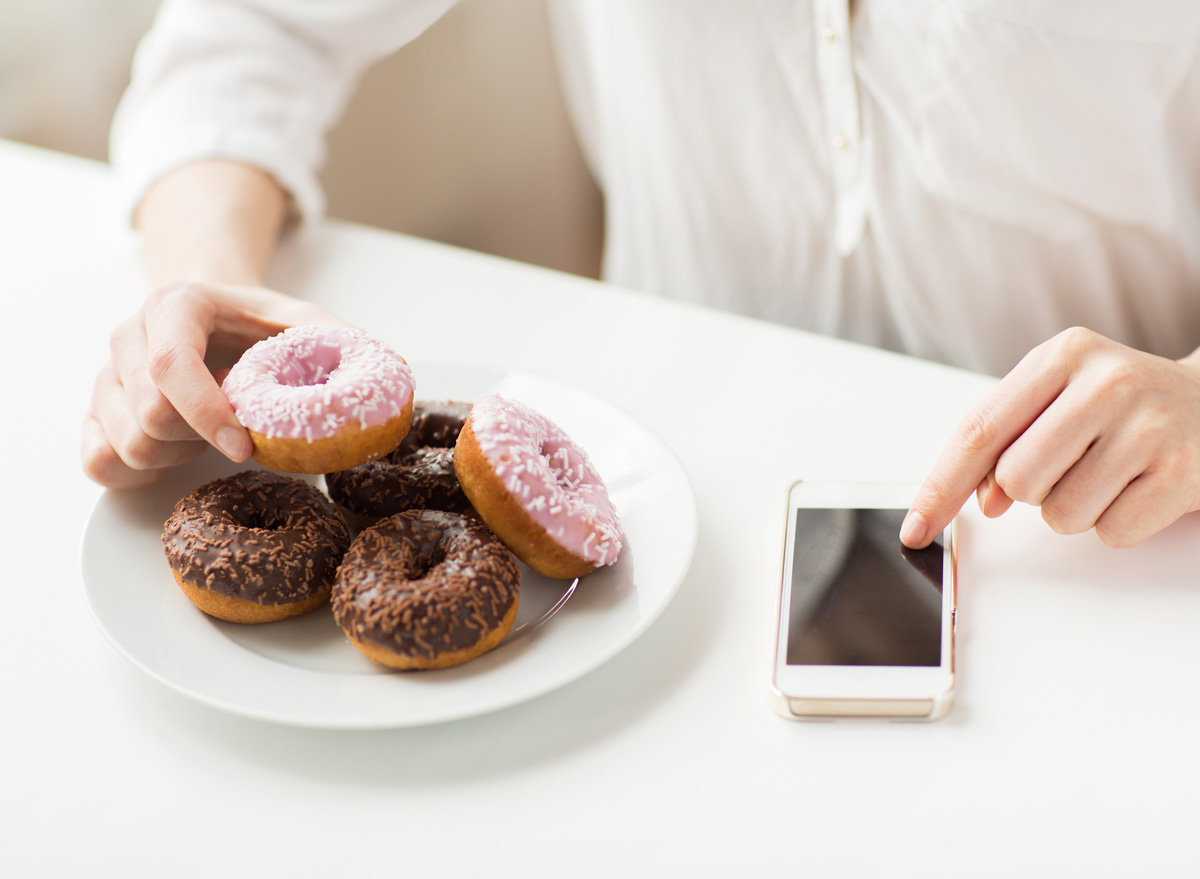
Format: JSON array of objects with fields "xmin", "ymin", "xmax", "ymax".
[
  {"xmin": 325, "ymin": 401, "xmax": 473, "ymax": 528},
  {"xmin": 163, "ymin": 470, "xmax": 352, "ymax": 623},
  {"xmin": 332, "ymin": 510, "xmax": 520, "ymax": 670}
]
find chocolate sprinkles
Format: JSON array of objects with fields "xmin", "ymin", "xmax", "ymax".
[
  {"xmin": 162, "ymin": 470, "xmax": 351, "ymax": 605},
  {"xmin": 332, "ymin": 510, "xmax": 520, "ymax": 663},
  {"xmin": 325, "ymin": 400, "xmax": 474, "ymax": 523}
]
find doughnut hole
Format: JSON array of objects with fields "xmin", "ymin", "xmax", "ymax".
[
  {"xmin": 225, "ymin": 500, "xmax": 289, "ymax": 533},
  {"xmin": 541, "ymin": 440, "xmax": 587, "ymax": 492},
  {"xmin": 276, "ymin": 351, "xmax": 339, "ymax": 388}
]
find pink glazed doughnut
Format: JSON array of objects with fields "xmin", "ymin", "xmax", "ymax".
[
  {"xmin": 222, "ymin": 326, "xmax": 415, "ymax": 474},
  {"xmin": 454, "ymin": 393, "xmax": 622, "ymax": 580}
]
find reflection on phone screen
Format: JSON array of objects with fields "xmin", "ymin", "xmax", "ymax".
[{"xmin": 786, "ymin": 509, "xmax": 943, "ymax": 667}]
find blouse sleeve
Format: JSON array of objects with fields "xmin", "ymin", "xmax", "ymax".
[{"xmin": 109, "ymin": 0, "xmax": 457, "ymax": 225}]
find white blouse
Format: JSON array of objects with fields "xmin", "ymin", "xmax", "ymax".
[{"xmin": 112, "ymin": 0, "xmax": 1200, "ymax": 376}]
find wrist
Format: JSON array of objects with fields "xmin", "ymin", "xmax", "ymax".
[{"xmin": 135, "ymin": 159, "xmax": 288, "ymax": 288}]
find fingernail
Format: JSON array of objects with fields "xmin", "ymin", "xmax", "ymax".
[
  {"xmin": 216, "ymin": 426, "xmax": 249, "ymax": 461},
  {"xmin": 900, "ymin": 510, "xmax": 928, "ymax": 547},
  {"xmin": 977, "ymin": 481, "xmax": 991, "ymax": 511}
]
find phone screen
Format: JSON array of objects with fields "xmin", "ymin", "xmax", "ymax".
[{"xmin": 786, "ymin": 508, "xmax": 944, "ymax": 667}]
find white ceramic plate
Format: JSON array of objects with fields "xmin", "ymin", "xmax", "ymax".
[{"xmin": 81, "ymin": 364, "xmax": 697, "ymax": 729}]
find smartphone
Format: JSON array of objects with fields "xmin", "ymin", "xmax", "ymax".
[{"xmin": 769, "ymin": 481, "xmax": 957, "ymax": 721}]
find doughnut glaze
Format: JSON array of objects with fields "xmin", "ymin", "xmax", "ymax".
[
  {"xmin": 455, "ymin": 393, "xmax": 621, "ymax": 579},
  {"xmin": 162, "ymin": 470, "xmax": 351, "ymax": 623},
  {"xmin": 222, "ymin": 326, "xmax": 415, "ymax": 473},
  {"xmin": 325, "ymin": 400, "xmax": 473, "ymax": 527},
  {"xmin": 332, "ymin": 510, "xmax": 520, "ymax": 670}
]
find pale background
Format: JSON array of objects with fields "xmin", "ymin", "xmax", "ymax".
[{"xmin": 0, "ymin": 0, "xmax": 603, "ymax": 277}]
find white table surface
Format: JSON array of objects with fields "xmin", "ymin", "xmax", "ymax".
[{"xmin": 4, "ymin": 137, "xmax": 1199, "ymax": 876}]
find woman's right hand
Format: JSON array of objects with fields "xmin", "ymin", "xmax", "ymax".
[{"xmin": 82, "ymin": 281, "xmax": 348, "ymax": 489}]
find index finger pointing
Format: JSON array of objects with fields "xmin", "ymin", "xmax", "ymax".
[{"xmin": 901, "ymin": 338, "xmax": 1077, "ymax": 547}]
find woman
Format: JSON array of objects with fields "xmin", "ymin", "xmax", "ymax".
[{"xmin": 83, "ymin": 0, "xmax": 1200, "ymax": 549}]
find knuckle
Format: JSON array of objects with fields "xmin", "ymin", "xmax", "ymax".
[
  {"xmin": 81, "ymin": 439, "xmax": 121, "ymax": 485},
  {"xmin": 1151, "ymin": 446, "xmax": 1188, "ymax": 483},
  {"xmin": 1051, "ymin": 326, "xmax": 1101, "ymax": 360},
  {"xmin": 992, "ymin": 462, "xmax": 1036, "ymax": 505},
  {"xmin": 913, "ymin": 475, "xmax": 956, "ymax": 515},
  {"xmin": 134, "ymin": 386, "xmax": 185, "ymax": 439},
  {"xmin": 1175, "ymin": 442, "xmax": 1200, "ymax": 479},
  {"xmin": 146, "ymin": 340, "xmax": 185, "ymax": 383},
  {"xmin": 147, "ymin": 279, "xmax": 203, "ymax": 307},
  {"xmin": 119, "ymin": 433, "xmax": 162, "ymax": 472},
  {"xmin": 142, "ymin": 283, "xmax": 174, "ymax": 313},
  {"xmin": 1094, "ymin": 520, "xmax": 1142, "ymax": 549},
  {"xmin": 81, "ymin": 431, "xmax": 158, "ymax": 487},
  {"xmin": 957, "ymin": 406, "xmax": 1002, "ymax": 456},
  {"xmin": 1153, "ymin": 409, "xmax": 1197, "ymax": 456},
  {"xmin": 1092, "ymin": 360, "xmax": 1142, "ymax": 403},
  {"xmin": 108, "ymin": 319, "xmax": 134, "ymax": 355},
  {"xmin": 1039, "ymin": 497, "xmax": 1086, "ymax": 536},
  {"xmin": 912, "ymin": 480, "xmax": 950, "ymax": 513}
]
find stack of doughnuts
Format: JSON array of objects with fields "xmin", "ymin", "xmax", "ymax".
[{"xmin": 162, "ymin": 325, "xmax": 623, "ymax": 671}]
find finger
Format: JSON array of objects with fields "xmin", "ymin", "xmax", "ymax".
[
  {"xmin": 991, "ymin": 379, "xmax": 1105, "ymax": 507},
  {"xmin": 83, "ymin": 411, "xmax": 208, "ymax": 488},
  {"xmin": 81, "ymin": 413, "xmax": 160, "ymax": 489},
  {"xmin": 90, "ymin": 363, "xmax": 213, "ymax": 476},
  {"xmin": 903, "ymin": 344, "xmax": 1075, "ymax": 547},
  {"xmin": 141, "ymin": 285, "xmax": 252, "ymax": 461},
  {"xmin": 976, "ymin": 470, "xmax": 1014, "ymax": 518},
  {"xmin": 110, "ymin": 319, "xmax": 201, "ymax": 443},
  {"xmin": 1093, "ymin": 471, "xmax": 1193, "ymax": 548},
  {"xmin": 1037, "ymin": 425, "xmax": 1152, "ymax": 536}
]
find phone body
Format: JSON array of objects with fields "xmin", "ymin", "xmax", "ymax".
[{"xmin": 769, "ymin": 481, "xmax": 957, "ymax": 721}]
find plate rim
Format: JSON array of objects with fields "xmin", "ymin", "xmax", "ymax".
[{"xmin": 80, "ymin": 364, "xmax": 697, "ymax": 729}]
